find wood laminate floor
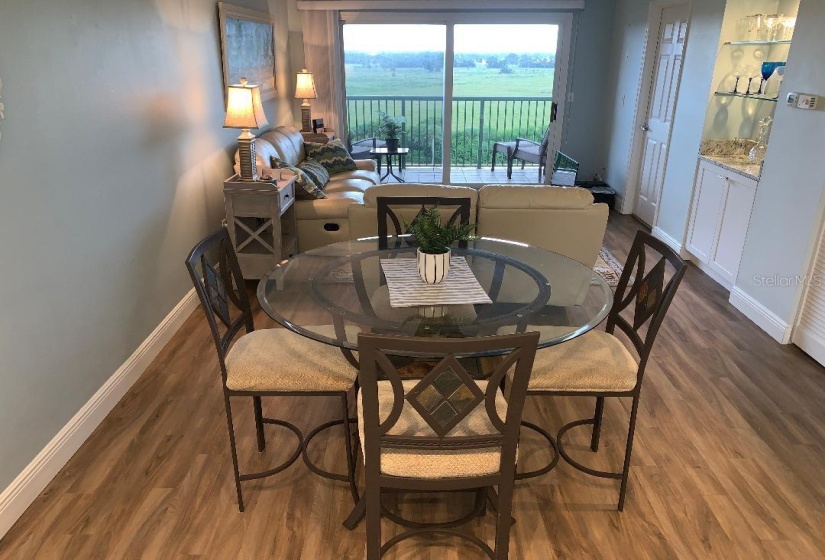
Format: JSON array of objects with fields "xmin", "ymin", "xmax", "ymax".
[{"xmin": 2, "ymin": 213, "xmax": 825, "ymax": 559}]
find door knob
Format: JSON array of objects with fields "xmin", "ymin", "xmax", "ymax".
[{"xmin": 641, "ymin": 124, "xmax": 650, "ymax": 132}]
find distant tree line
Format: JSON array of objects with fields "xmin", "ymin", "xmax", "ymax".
[{"xmin": 345, "ymin": 51, "xmax": 555, "ymax": 72}]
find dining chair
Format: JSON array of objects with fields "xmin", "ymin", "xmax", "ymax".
[
  {"xmin": 357, "ymin": 331, "xmax": 540, "ymax": 560},
  {"xmin": 185, "ymin": 227, "xmax": 359, "ymax": 511},
  {"xmin": 514, "ymin": 230, "xmax": 687, "ymax": 510},
  {"xmin": 375, "ymin": 196, "xmax": 472, "ymax": 250}
]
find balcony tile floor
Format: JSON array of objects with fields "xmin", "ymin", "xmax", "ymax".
[{"xmin": 379, "ymin": 165, "xmax": 542, "ymax": 185}]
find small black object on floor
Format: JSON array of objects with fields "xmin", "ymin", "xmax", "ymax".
[{"xmin": 576, "ymin": 180, "xmax": 617, "ymax": 209}]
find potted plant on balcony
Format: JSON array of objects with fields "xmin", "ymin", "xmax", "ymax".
[
  {"xmin": 405, "ymin": 206, "xmax": 476, "ymax": 284},
  {"xmin": 377, "ymin": 111, "xmax": 405, "ymax": 152}
]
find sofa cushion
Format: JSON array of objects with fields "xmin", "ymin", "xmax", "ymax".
[
  {"xmin": 295, "ymin": 191, "xmax": 364, "ymax": 220},
  {"xmin": 259, "ymin": 126, "xmax": 306, "ymax": 166},
  {"xmin": 298, "ymin": 159, "xmax": 330, "ymax": 189},
  {"xmin": 478, "ymin": 185, "xmax": 594, "ymax": 209},
  {"xmin": 306, "ymin": 139, "xmax": 358, "ymax": 175},
  {"xmin": 325, "ymin": 178, "xmax": 374, "ymax": 195},
  {"xmin": 331, "ymin": 169, "xmax": 381, "ymax": 184},
  {"xmin": 272, "ymin": 157, "xmax": 326, "ymax": 200}
]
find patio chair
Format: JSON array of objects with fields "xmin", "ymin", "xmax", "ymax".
[
  {"xmin": 510, "ymin": 124, "xmax": 554, "ymax": 182},
  {"xmin": 349, "ymin": 136, "xmax": 386, "ymax": 161}
]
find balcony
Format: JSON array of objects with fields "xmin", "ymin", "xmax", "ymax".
[{"xmin": 346, "ymin": 95, "xmax": 552, "ymax": 184}]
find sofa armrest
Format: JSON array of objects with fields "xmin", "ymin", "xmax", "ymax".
[{"xmin": 355, "ymin": 159, "xmax": 377, "ymax": 173}]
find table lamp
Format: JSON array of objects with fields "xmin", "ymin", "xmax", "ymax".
[
  {"xmin": 224, "ymin": 78, "xmax": 268, "ymax": 181},
  {"xmin": 295, "ymin": 68, "xmax": 317, "ymax": 132}
]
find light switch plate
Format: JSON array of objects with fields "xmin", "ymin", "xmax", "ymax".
[{"xmin": 787, "ymin": 92, "xmax": 819, "ymax": 110}]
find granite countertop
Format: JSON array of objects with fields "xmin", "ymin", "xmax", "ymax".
[{"xmin": 698, "ymin": 154, "xmax": 762, "ymax": 181}]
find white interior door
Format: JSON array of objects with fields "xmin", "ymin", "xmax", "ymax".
[{"xmin": 633, "ymin": 4, "xmax": 689, "ymax": 226}]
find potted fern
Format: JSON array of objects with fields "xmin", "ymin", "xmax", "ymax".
[
  {"xmin": 377, "ymin": 111, "xmax": 406, "ymax": 152},
  {"xmin": 405, "ymin": 206, "xmax": 476, "ymax": 284}
]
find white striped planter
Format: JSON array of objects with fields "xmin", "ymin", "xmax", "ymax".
[{"xmin": 417, "ymin": 248, "xmax": 451, "ymax": 284}]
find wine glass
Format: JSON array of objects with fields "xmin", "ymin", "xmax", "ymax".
[
  {"xmin": 743, "ymin": 65, "xmax": 759, "ymax": 95},
  {"xmin": 732, "ymin": 67, "xmax": 743, "ymax": 94},
  {"xmin": 760, "ymin": 62, "xmax": 778, "ymax": 95}
]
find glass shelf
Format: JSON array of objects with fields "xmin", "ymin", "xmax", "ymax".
[
  {"xmin": 714, "ymin": 92, "xmax": 778, "ymax": 103},
  {"xmin": 723, "ymin": 40, "xmax": 791, "ymax": 46}
]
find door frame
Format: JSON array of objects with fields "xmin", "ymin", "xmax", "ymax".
[
  {"xmin": 621, "ymin": 0, "xmax": 692, "ymax": 223},
  {"xmin": 339, "ymin": 12, "xmax": 573, "ymax": 184}
]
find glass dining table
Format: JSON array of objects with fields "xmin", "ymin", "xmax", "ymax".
[{"xmin": 257, "ymin": 237, "xmax": 613, "ymax": 364}]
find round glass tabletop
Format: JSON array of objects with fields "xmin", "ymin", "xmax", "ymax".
[{"xmin": 257, "ymin": 237, "xmax": 613, "ymax": 357}]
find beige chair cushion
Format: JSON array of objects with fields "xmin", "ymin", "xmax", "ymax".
[
  {"xmin": 358, "ymin": 380, "xmax": 508, "ymax": 479},
  {"xmin": 330, "ymin": 169, "xmax": 381, "ymax": 184},
  {"xmin": 526, "ymin": 331, "xmax": 638, "ymax": 393},
  {"xmin": 224, "ymin": 329, "xmax": 356, "ymax": 392}
]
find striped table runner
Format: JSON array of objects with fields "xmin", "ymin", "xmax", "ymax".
[{"xmin": 380, "ymin": 257, "xmax": 493, "ymax": 308}]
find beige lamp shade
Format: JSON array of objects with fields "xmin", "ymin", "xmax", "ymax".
[
  {"xmin": 295, "ymin": 69, "xmax": 317, "ymax": 100},
  {"xmin": 223, "ymin": 78, "xmax": 268, "ymax": 130}
]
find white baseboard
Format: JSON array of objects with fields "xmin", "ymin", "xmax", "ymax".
[
  {"xmin": 0, "ymin": 288, "xmax": 200, "ymax": 539},
  {"xmin": 651, "ymin": 226, "xmax": 691, "ymax": 260},
  {"xmin": 729, "ymin": 286, "xmax": 792, "ymax": 344},
  {"xmin": 688, "ymin": 257, "xmax": 733, "ymax": 291}
]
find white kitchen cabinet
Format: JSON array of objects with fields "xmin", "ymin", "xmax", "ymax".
[{"xmin": 686, "ymin": 159, "xmax": 758, "ymax": 287}]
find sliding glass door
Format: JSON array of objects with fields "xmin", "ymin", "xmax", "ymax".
[
  {"xmin": 450, "ymin": 24, "xmax": 560, "ymax": 184},
  {"xmin": 342, "ymin": 16, "xmax": 570, "ymax": 185}
]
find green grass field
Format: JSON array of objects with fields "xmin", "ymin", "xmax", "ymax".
[
  {"xmin": 344, "ymin": 64, "xmax": 555, "ymax": 167},
  {"xmin": 345, "ymin": 65, "xmax": 554, "ymax": 97}
]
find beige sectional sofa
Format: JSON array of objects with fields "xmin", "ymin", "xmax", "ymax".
[
  {"xmin": 238, "ymin": 125, "xmax": 381, "ymax": 251},
  {"xmin": 239, "ymin": 126, "xmax": 609, "ymax": 265},
  {"xmin": 348, "ymin": 183, "xmax": 608, "ymax": 267}
]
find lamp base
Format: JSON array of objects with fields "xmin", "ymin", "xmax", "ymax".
[
  {"xmin": 300, "ymin": 101, "xmax": 312, "ymax": 133},
  {"xmin": 237, "ymin": 131, "xmax": 260, "ymax": 181}
]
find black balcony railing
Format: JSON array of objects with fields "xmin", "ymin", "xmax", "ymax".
[{"xmin": 346, "ymin": 95, "xmax": 553, "ymax": 168}]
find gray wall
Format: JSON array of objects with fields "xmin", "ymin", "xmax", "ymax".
[
  {"xmin": 561, "ymin": 0, "xmax": 618, "ymax": 180},
  {"xmin": 0, "ymin": 0, "xmax": 294, "ymax": 491},
  {"xmin": 735, "ymin": 0, "xmax": 825, "ymax": 324}
]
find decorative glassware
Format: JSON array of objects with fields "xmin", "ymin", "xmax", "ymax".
[
  {"xmin": 760, "ymin": 62, "xmax": 779, "ymax": 95},
  {"xmin": 780, "ymin": 17, "xmax": 796, "ymax": 41},
  {"xmin": 763, "ymin": 14, "xmax": 784, "ymax": 41},
  {"xmin": 751, "ymin": 14, "xmax": 766, "ymax": 41},
  {"xmin": 749, "ymin": 116, "xmax": 773, "ymax": 165},
  {"xmin": 743, "ymin": 65, "xmax": 759, "ymax": 95},
  {"xmin": 732, "ymin": 66, "xmax": 743, "ymax": 94}
]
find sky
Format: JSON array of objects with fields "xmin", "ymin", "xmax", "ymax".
[{"xmin": 343, "ymin": 24, "xmax": 559, "ymax": 55}]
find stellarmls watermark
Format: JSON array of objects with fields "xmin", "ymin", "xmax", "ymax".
[{"xmin": 751, "ymin": 274, "xmax": 820, "ymax": 288}]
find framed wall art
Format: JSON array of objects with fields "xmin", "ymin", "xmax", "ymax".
[{"xmin": 218, "ymin": 2, "xmax": 277, "ymax": 101}]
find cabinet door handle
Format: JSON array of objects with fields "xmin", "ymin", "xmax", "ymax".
[{"xmin": 716, "ymin": 174, "xmax": 727, "ymax": 180}]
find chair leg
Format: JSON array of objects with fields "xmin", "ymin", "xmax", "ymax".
[
  {"xmin": 618, "ymin": 395, "xmax": 641, "ymax": 511},
  {"xmin": 365, "ymin": 485, "xmax": 382, "ymax": 560},
  {"xmin": 223, "ymin": 394, "xmax": 245, "ymax": 512},
  {"xmin": 493, "ymin": 474, "xmax": 516, "ymax": 559},
  {"xmin": 253, "ymin": 396, "xmax": 266, "ymax": 452},
  {"xmin": 506, "ymin": 156, "xmax": 514, "ymax": 180},
  {"xmin": 342, "ymin": 392, "xmax": 360, "ymax": 504},
  {"xmin": 491, "ymin": 150, "xmax": 497, "ymax": 172},
  {"xmin": 590, "ymin": 397, "xmax": 605, "ymax": 452}
]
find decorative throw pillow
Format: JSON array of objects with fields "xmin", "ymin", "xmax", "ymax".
[
  {"xmin": 298, "ymin": 159, "xmax": 330, "ymax": 190},
  {"xmin": 305, "ymin": 139, "xmax": 358, "ymax": 175},
  {"xmin": 271, "ymin": 157, "xmax": 326, "ymax": 200}
]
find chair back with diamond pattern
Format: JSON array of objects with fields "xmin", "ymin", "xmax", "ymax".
[
  {"xmin": 357, "ymin": 332, "xmax": 539, "ymax": 481},
  {"xmin": 185, "ymin": 227, "xmax": 254, "ymax": 381},
  {"xmin": 608, "ymin": 230, "xmax": 686, "ymax": 378}
]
